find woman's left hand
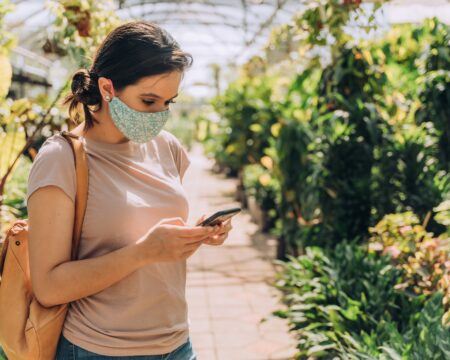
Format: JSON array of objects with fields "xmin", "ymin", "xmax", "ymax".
[{"xmin": 203, "ymin": 218, "xmax": 233, "ymax": 246}]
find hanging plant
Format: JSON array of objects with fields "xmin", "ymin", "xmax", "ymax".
[
  {"xmin": 343, "ymin": 0, "xmax": 362, "ymax": 6},
  {"xmin": 63, "ymin": 3, "xmax": 92, "ymax": 37}
]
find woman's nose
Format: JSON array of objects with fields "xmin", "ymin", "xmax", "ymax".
[{"xmin": 154, "ymin": 105, "xmax": 169, "ymax": 112}]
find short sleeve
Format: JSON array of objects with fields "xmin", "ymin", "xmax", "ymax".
[
  {"xmin": 176, "ymin": 142, "xmax": 191, "ymax": 182},
  {"xmin": 26, "ymin": 135, "xmax": 76, "ymax": 207},
  {"xmin": 165, "ymin": 131, "xmax": 191, "ymax": 183}
]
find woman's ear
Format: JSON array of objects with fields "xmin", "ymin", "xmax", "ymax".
[{"xmin": 98, "ymin": 77, "xmax": 115, "ymax": 99}]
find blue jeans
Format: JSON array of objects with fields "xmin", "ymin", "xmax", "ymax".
[{"xmin": 55, "ymin": 333, "xmax": 198, "ymax": 360}]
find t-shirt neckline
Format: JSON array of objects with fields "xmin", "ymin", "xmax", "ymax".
[{"xmin": 78, "ymin": 134, "xmax": 138, "ymax": 152}]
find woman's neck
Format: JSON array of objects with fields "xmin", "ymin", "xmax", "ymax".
[{"xmin": 71, "ymin": 109, "xmax": 129, "ymax": 145}]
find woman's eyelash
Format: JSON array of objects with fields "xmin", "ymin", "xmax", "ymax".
[{"xmin": 142, "ymin": 99, "xmax": 177, "ymax": 105}]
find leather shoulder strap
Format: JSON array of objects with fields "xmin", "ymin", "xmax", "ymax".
[{"xmin": 60, "ymin": 130, "xmax": 89, "ymax": 261}]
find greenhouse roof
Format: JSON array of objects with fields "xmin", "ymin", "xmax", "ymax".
[{"xmin": 6, "ymin": 0, "xmax": 450, "ymax": 99}]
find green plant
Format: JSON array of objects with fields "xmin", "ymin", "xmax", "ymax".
[
  {"xmin": 210, "ymin": 72, "xmax": 281, "ymax": 176},
  {"xmin": 46, "ymin": 0, "xmax": 120, "ymax": 65},
  {"xmin": 273, "ymin": 243, "xmax": 423, "ymax": 358},
  {"xmin": 1, "ymin": 155, "xmax": 31, "ymax": 230},
  {"xmin": 273, "ymin": 241, "xmax": 449, "ymax": 359},
  {"xmin": 415, "ymin": 70, "xmax": 450, "ymax": 171},
  {"xmin": 368, "ymin": 208, "xmax": 450, "ymax": 324},
  {"xmin": 242, "ymin": 162, "xmax": 280, "ymax": 230},
  {"xmin": 375, "ymin": 292, "xmax": 450, "ymax": 360},
  {"xmin": 312, "ymin": 44, "xmax": 386, "ymax": 246}
]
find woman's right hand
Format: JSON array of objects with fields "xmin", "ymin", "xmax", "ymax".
[{"xmin": 137, "ymin": 217, "xmax": 220, "ymax": 264}]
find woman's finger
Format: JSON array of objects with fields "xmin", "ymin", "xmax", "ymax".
[
  {"xmin": 187, "ymin": 241, "xmax": 203, "ymax": 251},
  {"xmin": 204, "ymin": 233, "xmax": 227, "ymax": 246},
  {"xmin": 212, "ymin": 221, "xmax": 232, "ymax": 236},
  {"xmin": 183, "ymin": 241, "xmax": 203, "ymax": 252},
  {"xmin": 181, "ymin": 234, "xmax": 208, "ymax": 244}
]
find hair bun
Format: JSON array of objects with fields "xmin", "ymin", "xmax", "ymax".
[{"xmin": 71, "ymin": 69, "xmax": 100, "ymax": 106}]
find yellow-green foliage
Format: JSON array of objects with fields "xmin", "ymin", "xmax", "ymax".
[{"xmin": 368, "ymin": 205, "xmax": 450, "ymax": 324}]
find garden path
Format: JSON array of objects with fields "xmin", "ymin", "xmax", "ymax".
[{"xmin": 184, "ymin": 142, "xmax": 297, "ymax": 360}]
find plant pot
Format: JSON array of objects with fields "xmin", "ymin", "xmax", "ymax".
[
  {"xmin": 64, "ymin": 5, "xmax": 92, "ymax": 37},
  {"xmin": 211, "ymin": 161, "xmax": 221, "ymax": 174},
  {"xmin": 235, "ymin": 183, "xmax": 247, "ymax": 207},
  {"xmin": 261, "ymin": 208, "xmax": 273, "ymax": 233},
  {"xmin": 235, "ymin": 169, "xmax": 247, "ymax": 208}
]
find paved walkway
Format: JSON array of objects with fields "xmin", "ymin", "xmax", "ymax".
[{"xmin": 183, "ymin": 142, "xmax": 297, "ymax": 360}]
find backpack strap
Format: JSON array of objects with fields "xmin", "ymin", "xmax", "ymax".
[{"xmin": 60, "ymin": 130, "xmax": 89, "ymax": 261}]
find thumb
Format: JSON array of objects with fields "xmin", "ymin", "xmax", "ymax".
[{"xmin": 195, "ymin": 214, "xmax": 207, "ymax": 226}]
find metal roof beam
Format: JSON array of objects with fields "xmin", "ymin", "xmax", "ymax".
[{"xmin": 119, "ymin": 0, "xmax": 281, "ymax": 10}]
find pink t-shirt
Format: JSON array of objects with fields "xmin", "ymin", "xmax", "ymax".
[{"xmin": 26, "ymin": 130, "xmax": 192, "ymax": 356}]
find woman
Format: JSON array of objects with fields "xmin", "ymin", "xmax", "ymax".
[{"xmin": 26, "ymin": 20, "xmax": 232, "ymax": 359}]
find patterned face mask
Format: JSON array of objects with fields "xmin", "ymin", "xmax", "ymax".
[{"xmin": 107, "ymin": 95, "xmax": 170, "ymax": 143}]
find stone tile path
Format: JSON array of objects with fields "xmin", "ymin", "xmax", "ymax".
[{"xmin": 183, "ymin": 142, "xmax": 297, "ymax": 360}]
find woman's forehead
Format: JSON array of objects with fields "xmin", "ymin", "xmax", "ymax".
[{"xmin": 132, "ymin": 72, "xmax": 181, "ymax": 96}]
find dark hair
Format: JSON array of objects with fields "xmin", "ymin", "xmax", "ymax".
[{"xmin": 63, "ymin": 20, "xmax": 193, "ymax": 130}]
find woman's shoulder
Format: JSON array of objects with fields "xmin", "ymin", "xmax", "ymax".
[
  {"xmin": 159, "ymin": 129, "xmax": 177, "ymax": 143},
  {"xmin": 35, "ymin": 132, "xmax": 74, "ymax": 160},
  {"xmin": 26, "ymin": 132, "xmax": 77, "ymax": 206},
  {"xmin": 158, "ymin": 130, "xmax": 191, "ymax": 182},
  {"xmin": 159, "ymin": 129, "xmax": 183, "ymax": 152}
]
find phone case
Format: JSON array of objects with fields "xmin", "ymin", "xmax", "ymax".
[{"xmin": 199, "ymin": 208, "xmax": 241, "ymax": 226}]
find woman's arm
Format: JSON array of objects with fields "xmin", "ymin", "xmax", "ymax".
[{"xmin": 28, "ymin": 185, "xmax": 149, "ymax": 308}]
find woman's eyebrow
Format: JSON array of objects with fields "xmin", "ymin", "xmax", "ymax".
[{"xmin": 141, "ymin": 92, "xmax": 178, "ymax": 99}]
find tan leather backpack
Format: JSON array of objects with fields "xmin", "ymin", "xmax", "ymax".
[{"xmin": 0, "ymin": 130, "xmax": 89, "ymax": 360}]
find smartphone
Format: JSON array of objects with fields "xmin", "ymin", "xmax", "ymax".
[{"xmin": 198, "ymin": 207, "xmax": 241, "ymax": 227}]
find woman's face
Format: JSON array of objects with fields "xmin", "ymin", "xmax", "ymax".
[{"xmin": 101, "ymin": 70, "xmax": 182, "ymax": 113}]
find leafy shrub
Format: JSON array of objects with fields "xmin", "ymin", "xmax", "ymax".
[
  {"xmin": 368, "ymin": 205, "xmax": 450, "ymax": 323},
  {"xmin": 368, "ymin": 292, "xmax": 449, "ymax": 360},
  {"xmin": 242, "ymin": 162, "xmax": 280, "ymax": 229},
  {"xmin": 273, "ymin": 243, "xmax": 423, "ymax": 358},
  {"xmin": 210, "ymin": 72, "xmax": 281, "ymax": 175},
  {"xmin": 273, "ymin": 242, "xmax": 449, "ymax": 359}
]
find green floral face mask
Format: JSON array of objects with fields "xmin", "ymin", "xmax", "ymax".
[{"xmin": 108, "ymin": 95, "xmax": 170, "ymax": 143}]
